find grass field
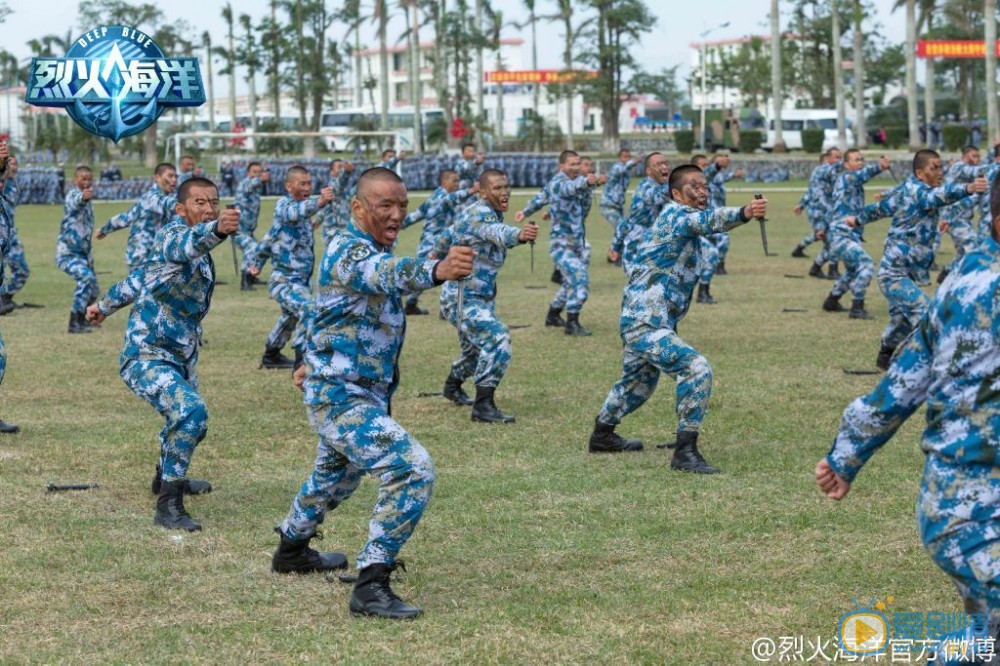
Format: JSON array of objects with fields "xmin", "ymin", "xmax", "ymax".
[{"xmin": 0, "ymin": 187, "xmax": 956, "ymax": 664}]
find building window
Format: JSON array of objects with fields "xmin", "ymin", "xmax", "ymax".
[{"xmin": 392, "ymin": 53, "xmax": 404, "ymax": 72}]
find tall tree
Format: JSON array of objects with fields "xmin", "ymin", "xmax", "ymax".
[
  {"xmin": 905, "ymin": 0, "xmax": 919, "ymax": 148},
  {"xmin": 237, "ymin": 13, "xmax": 262, "ymax": 131},
  {"xmin": 375, "ymin": 0, "xmax": 390, "ymax": 128},
  {"xmin": 338, "ymin": 0, "xmax": 364, "ymax": 107},
  {"xmin": 521, "ymin": 0, "xmax": 543, "ymax": 149},
  {"xmin": 579, "ymin": 0, "xmax": 655, "ymax": 152},
  {"xmin": 202, "ymin": 31, "xmax": 216, "ymax": 132},
  {"xmin": 852, "ymin": 0, "xmax": 867, "ymax": 148},
  {"xmin": 547, "ymin": 0, "xmax": 594, "ymax": 150},
  {"xmin": 220, "ymin": 4, "xmax": 237, "ymax": 129},
  {"xmin": 402, "ymin": 0, "xmax": 423, "ymax": 151},
  {"xmin": 484, "ymin": 5, "xmax": 517, "ymax": 140},
  {"xmin": 771, "ymin": 0, "xmax": 786, "ymax": 151},
  {"xmin": 832, "ymin": 0, "xmax": 847, "ymax": 149}
]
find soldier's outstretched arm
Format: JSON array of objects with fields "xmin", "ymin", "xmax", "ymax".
[
  {"xmin": 824, "ymin": 319, "xmax": 934, "ymax": 486},
  {"xmin": 89, "ymin": 265, "xmax": 146, "ymax": 322},
  {"xmin": 279, "ymin": 196, "xmax": 322, "ymax": 223},
  {"xmin": 331, "ymin": 240, "xmax": 469, "ymax": 295},
  {"xmin": 98, "ymin": 203, "xmax": 137, "ymax": 238},
  {"xmin": 520, "ymin": 187, "xmax": 550, "ymax": 219}
]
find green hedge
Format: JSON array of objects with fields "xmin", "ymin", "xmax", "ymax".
[
  {"xmin": 883, "ymin": 126, "xmax": 907, "ymax": 149},
  {"xmin": 801, "ymin": 128, "xmax": 825, "ymax": 153},
  {"xmin": 674, "ymin": 130, "xmax": 695, "ymax": 153},
  {"xmin": 738, "ymin": 131, "xmax": 763, "ymax": 154},
  {"xmin": 942, "ymin": 124, "xmax": 969, "ymax": 151}
]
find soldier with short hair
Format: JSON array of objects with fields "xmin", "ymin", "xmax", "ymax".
[
  {"xmin": 97, "ymin": 163, "xmax": 178, "ymax": 269},
  {"xmin": 56, "ymin": 165, "xmax": 99, "ymax": 334},
  {"xmin": 232, "ymin": 161, "xmax": 270, "ymax": 291},
  {"xmin": 436, "ymin": 168, "xmax": 537, "ymax": 421},
  {"xmin": 0, "ymin": 155, "xmax": 29, "ymax": 317},
  {"xmin": 0, "ymin": 141, "xmax": 20, "ymax": 434},
  {"xmin": 455, "ymin": 142, "xmax": 485, "ymax": 189},
  {"xmin": 271, "ymin": 167, "xmax": 474, "ymax": 619},
  {"xmin": 86, "ymin": 177, "xmax": 240, "ymax": 531},
  {"xmin": 588, "ymin": 164, "xmax": 766, "ymax": 472},
  {"xmin": 792, "ymin": 148, "xmax": 843, "ymax": 280},
  {"xmin": 608, "ymin": 152, "xmax": 671, "ymax": 272},
  {"xmin": 249, "ymin": 166, "xmax": 334, "ymax": 370}
]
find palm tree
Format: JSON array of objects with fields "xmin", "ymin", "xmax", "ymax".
[
  {"xmin": 770, "ymin": 0, "xmax": 785, "ymax": 151},
  {"xmin": 237, "ymin": 13, "xmax": 262, "ymax": 131},
  {"xmin": 545, "ymin": 0, "xmax": 594, "ymax": 150},
  {"xmin": 852, "ymin": 0, "xmax": 867, "ymax": 148},
  {"xmin": 340, "ymin": 0, "xmax": 364, "ymax": 107},
  {"xmin": 220, "ymin": 4, "xmax": 238, "ymax": 129},
  {"xmin": 521, "ymin": 0, "xmax": 542, "ymax": 150},
  {"xmin": 831, "ymin": 1, "xmax": 847, "ymax": 149},
  {"xmin": 905, "ymin": 0, "xmax": 920, "ymax": 148},
  {"xmin": 202, "ymin": 31, "xmax": 216, "ymax": 132},
  {"xmin": 375, "ymin": 0, "xmax": 390, "ymax": 128},
  {"xmin": 484, "ymin": 6, "xmax": 517, "ymax": 141},
  {"xmin": 401, "ymin": 0, "xmax": 424, "ymax": 152}
]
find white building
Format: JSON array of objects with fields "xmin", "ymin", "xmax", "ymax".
[{"xmin": 354, "ymin": 38, "xmax": 594, "ymax": 138}]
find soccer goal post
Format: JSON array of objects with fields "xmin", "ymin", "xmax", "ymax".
[{"xmin": 165, "ymin": 130, "xmax": 407, "ymax": 165}]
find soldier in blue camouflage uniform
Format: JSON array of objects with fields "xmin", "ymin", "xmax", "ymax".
[
  {"xmin": 56, "ymin": 165, "xmax": 100, "ymax": 334},
  {"xmin": 435, "ymin": 169, "xmax": 537, "ymax": 422},
  {"xmin": 86, "ymin": 178, "xmax": 240, "ymax": 531},
  {"xmin": 176, "ymin": 155, "xmax": 197, "ymax": 185},
  {"xmin": 317, "ymin": 160, "xmax": 356, "ymax": 248},
  {"xmin": 599, "ymin": 149, "xmax": 642, "ymax": 241},
  {"xmin": 848, "ymin": 150, "xmax": 986, "ymax": 370},
  {"xmin": 232, "ymin": 161, "xmax": 270, "ymax": 291},
  {"xmin": 935, "ymin": 147, "xmax": 984, "ymax": 285},
  {"xmin": 248, "ymin": 166, "xmax": 334, "ymax": 370},
  {"xmin": 97, "ymin": 163, "xmax": 178, "ymax": 269},
  {"xmin": 272, "ymin": 167, "xmax": 474, "ymax": 619},
  {"xmin": 455, "ymin": 143, "xmax": 485, "ymax": 189},
  {"xmin": 377, "ymin": 149, "xmax": 403, "ymax": 170},
  {"xmin": 0, "ymin": 142, "xmax": 20, "ymax": 434},
  {"xmin": 821, "ymin": 151, "xmax": 891, "ymax": 320},
  {"xmin": 517, "ymin": 150, "xmax": 600, "ymax": 335},
  {"xmin": 609, "ymin": 152, "xmax": 671, "ymax": 272},
  {"xmin": 817, "ymin": 189, "xmax": 1000, "ymax": 646},
  {"xmin": 702, "ymin": 154, "xmax": 743, "ymax": 275},
  {"xmin": 793, "ymin": 148, "xmax": 843, "ymax": 279},
  {"xmin": 401, "ymin": 169, "xmax": 478, "ymax": 315},
  {"xmin": 690, "ymin": 155, "xmax": 721, "ymax": 305},
  {"xmin": 589, "ymin": 164, "xmax": 767, "ymax": 470},
  {"xmin": 0, "ymin": 155, "xmax": 27, "ymax": 316}
]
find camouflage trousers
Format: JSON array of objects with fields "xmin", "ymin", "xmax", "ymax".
[
  {"xmin": 279, "ymin": 397, "xmax": 436, "ymax": 569},
  {"xmin": 710, "ymin": 231, "xmax": 730, "ymax": 261},
  {"xmin": 697, "ymin": 237, "xmax": 720, "ymax": 285},
  {"xmin": 877, "ymin": 265, "xmax": 930, "ymax": 350},
  {"xmin": 266, "ymin": 278, "xmax": 312, "ymax": 352},
  {"xmin": 599, "ymin": 204, "xmax": 623, "ymax": 230},
  {"xmin": 944, "ymin": 220, "xmax": 978, "ymax": 273},
  {"xmin": 121, "ymin": 359, "xmax": 207, "ymax": 483},
  {"xmin": 799, "ymin": 211, "xmax": 830, "ymax": 264},
  {"xmin": 920, "ymin": 456, "xmax": 1000, "ymax": 635},
  {"xmin": 597, "ymin": 324, "xmax": 713, "ymax": 432},
  {"xmin": 1, "ymin": 231, "xmax": 28, "ymax": 297},
  {"xmin": 550, "ymin": 241, "xmax": 590, "ymax": 314},
  {"xmin": 56, "ymin": 253, "xmax": 99, "ymax": 313},
  {"xmin": 233, "ymin": 229, "xmax": 257, "ymax": 272},
  {"xmin": 0, "ymin": 330, "xmax": 6, "ymax": 387},
  {"xmin": 441, "ymin": 293, "xmax": 511, "ymax": 388},
  {"xmin": 828, "ymin": 236, "xmax": 874, "ymax": 300}
]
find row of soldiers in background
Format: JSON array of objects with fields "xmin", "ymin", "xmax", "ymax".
[{"xmin": 792, "ymin": 144, "xmax": 994, "ymax": 373}]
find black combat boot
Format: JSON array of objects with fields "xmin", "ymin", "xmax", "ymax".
[
  {"xmin": 670, "ymin": 431, "xmax": 718, "ymax": 474},
  {"xmin": 550, "ymin": 268, "xmax": 563, "ymax": 285},
  {"xmin": 588, "ymin": 419, "xmax": 643, "ymax": 453},
  {"xmin": 68, "ymin": 311, "xmax": 91, "ymax": 334},
  {"xmin": 349, "ymin": 562, "xmax": 422, "ymax": 619},
  {"xmin": 0, "ymin": 419, "xmax": 19, "ymax": 434},
  {"xmin": 564, "ymin": 312, "xmax": 591, "ymax": 336},
  {"xmin": 936, "ymin": 267, "xmax": 950, "ymax": 284},
  {"xmin": 849, "ymin": 298, "xmax": 873, "ymax": 320},
  {"xmin": 153, "ymin": 480, "xmax": 202, "ymax": 532},
  {"xmin": 822, "ymin": 292, "xmax": 846, "ymax": 313},
  {"xmin": 0, "ymin": 294, "xmax": 15, "ymax": 315},
  {"xmin": 260, "ymin": 347, "xmax": 294, "ymax": 369},
  {"xmin": 404, "ymin": 298, "xmax": 428, "ymax": 315},
  {"xmin": 471, "ymin": 385, "xmax": 515, "ymax": 423},
  {"xmin": 791, "ymin": 244, "xmax": 808, "ymax": 258},
  {"xmin": 442, "ymin": 374, "xmax": 473, "ymax": 406},
  {"xmin": 827, "ymin": 262, "xmax": 841, "ymax": 280},
  {"xmin": 716, "ymin": 260, "xmax": 727, "ymax": 275},
  {"xmin": 808, "ymin": 262, "xmax": 825, "ymax": 279},
  {"xmin": 696, "ymin": 283, "xmax": 716, "ymax": 305},
  {"xmin": 545, "ymin": 307, "xmax": 566, "ymax": 328},
  {"xmin": 151, "ymin": 463, "xmax": 212, "ymax": 496},
  {"xmin": 293, "ymin": 348, "xmax": 304, "ymax": 372},
  {"xmin": 240, "ymin": 271, "xmax": 255, "ymax": 291},
  {"xmin": 876, "ymin": 345, "xmax": 895, "ymax": 371},
  {"xmin": 271, "ymin": 530, "xmax": 348, "ymax": 573}
]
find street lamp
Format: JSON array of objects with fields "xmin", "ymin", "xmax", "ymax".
[{"xmin": 699, "ymin": 21, "xmax": 730, "ymax": 152}]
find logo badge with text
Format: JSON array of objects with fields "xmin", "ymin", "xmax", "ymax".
[
  {"xmin": 25, "ymin": 26, "xmax": 204, "ymax": 142},
  {"xmin": 838, "ymin": 598, "xmax": 890, "ymax": 655}
]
